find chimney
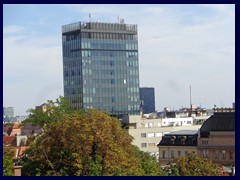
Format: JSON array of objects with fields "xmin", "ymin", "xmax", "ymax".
[{"xmin": 13, "ymin": 166, "xmax": 22, "ymax": 176}]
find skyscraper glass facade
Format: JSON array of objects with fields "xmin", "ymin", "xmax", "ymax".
[
  {"xmin": 62, "ymin": 21, "xmax": 140, "ymax": 115},
  {"xmin": 140, "ymin": 87, "xmax": 155, "ymax": 114}
]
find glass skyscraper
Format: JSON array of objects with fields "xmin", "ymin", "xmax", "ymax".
[
  {"xmin": 140, "ymin": 87, "xmax": 155, "ymax": 114},
  {"xmin": 62, "ymin": 21, "xmax": 140, "ymax": 115}
]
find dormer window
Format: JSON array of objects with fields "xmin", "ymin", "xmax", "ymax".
[
  {"xmin": 181, "ymin": 136, "xmax": 186, "ymax": 145},
  {"xmin": 181, "ymin": 139, "xmax": 185, "ymax": 145},
  {"xmin": 171, "ymin": 136, "xmax": 176, "ymax": 145}
]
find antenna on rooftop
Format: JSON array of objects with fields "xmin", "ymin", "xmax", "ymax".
[
  {"xmin": 89, "ymin": 13, "xmax": 91, "ymax": 22},
  {"xmin": 190, "ymin": 85, "xmax": 192, "ymax": 109},
  {"xmin": 117, "ymin": 15, "xmax": 120, "ymax": 23},
  {"xmin": 189, "ymin": 85, "xmax": 192, "ymax": 117}
]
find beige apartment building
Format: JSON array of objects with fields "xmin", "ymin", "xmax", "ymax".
[
  {"xmin": 157, "ymin": 130, "xmax": 198, "ymax": 165},
  {"xmin": 197, "ymin": 112, "xmax": 235, "ymax": 165},
  {"xmin": 157, "ymin": 111, "xmax": 235, "ymax": 166},
  {"xmin": 122, "ymin": 115, "xmax": 203, "ymax": 159}
]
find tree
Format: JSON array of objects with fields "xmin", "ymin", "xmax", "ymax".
[
  {"xmin": 3, "ymin": 146, "xmax": 15, "ymax": 176},
  {"xmin": 133, "ymin": 146, "xmax": 167, "ymax": 176},
  {"xmin": 22, "ymin": 96, "xmax": 74, "ymax": 129},
  {"xmin": 21, "ymin": 109, "xmax": 146, "ymax": 176},
  {"xmin": 165, "ymin": 152, "xmax": 218, "ymax": 176}
]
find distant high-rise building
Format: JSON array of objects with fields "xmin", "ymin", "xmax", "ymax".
[
  {"xmin": 3, "ymin": 107, "xmax": 14, "ymax": 117},
  {"xmin": 62, "ymin": 21, "xmax": 140, "ymax": 115},
  {"xmin": 140, "ymin": 87, "xmax": 155, "ymax": 114}
]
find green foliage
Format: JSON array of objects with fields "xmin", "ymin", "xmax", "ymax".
[
  {"xmin": 3, "ymin": 146, "xmax": 15, "ymax": 176},
  {"xmin": 22, "ymin": 96, "xmax": 74, "ymax": 129},
  {"xmin": 4, "ymin": 122, "xmax": 14, "ymax": 127},
  {"xmin": 20, "ymin": 106, "xmax": 146, "ymax": 176},
  {"xmin": 133, "ymin": 146, "xmax": 167, "ymax": 176},
  {"xmin": 20, "ymin": 97, "xmax": 170, "ymax": 176},
  {"xmin": 165, "ymin": 152, "xmax": 218, "ymax": 176}
]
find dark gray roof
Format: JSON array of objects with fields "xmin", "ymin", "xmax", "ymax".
[
  {"xmin": 165, "ymin": 130, "xmax": 198, "ymax": 136},
  {"xmin": 157, "ymin": 131, "xmax": 198, "ymax": 147},
  {"xmin": 21, "ymin": 124, "xmax": 43, "ymax": 136},
  {"xmin": 200, "ymin": 112, "xmax": 235, "ymax": 137}
]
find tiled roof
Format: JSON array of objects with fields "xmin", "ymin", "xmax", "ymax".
[
  {"xmin": 14, "ymin": 146, "xmax": 30, "ymax": 159},
  {"xmin": 3, "ymin": 136, "xmax": 16, "ymax": 146},
  {"xmin": 18, "ymin": 146, "xmax": 29, "ymax": 158},
  {"xmin": 3, "ymin": 126, "xmax": 9, "ymax": 132},
  {"xmin": 3, "ymin": 126, "xmax": 13, "ymax": 136},
  {"xmin": 21, "ymin": 124, "xmax": 43, "ymax": 136},
  {"xmin": 12, "ymin": 123, "xmax": 21, "ymax": 129},
  {"xmin": 21, "ymin": 124, "xmax": 42, "ymax": 130},
  {"xmin": 200, "ymin": 112, "xmax": 235, "ymax": 137}
]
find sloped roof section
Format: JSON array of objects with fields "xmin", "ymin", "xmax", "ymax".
[
  {"xmin": 3, "ymin": 136, "xmax": 16, "ymax": 146},
  {"xmin": 200, "ymin": 112, "xmax": 235, "ymax": 137},
  {"xmin": 12, "ymin": 123, "xmax": 22, "ymax": 129},
  {"xmin": 157, "ymin": 130, "xmax": 198, "ymax": 146}
]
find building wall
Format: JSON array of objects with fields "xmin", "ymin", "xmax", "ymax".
[
  {"xmin": 16, "ymin": 135, "xmax": 28, "ymax": 146},
  {"xmin": 11, "ymin": 128, "xmax": 21, "ymax": 136},
  {"xmin": 126, "ymin": 115, "xmax": 201, "ymax": 159},
  {"xmin": 161, "ymin": 117, "xmax": 194, "ymax": 127},
  {"xmin": 13, "ymin": 166, "xmax": 22, "ymax": 176},
  {"xmin": 62, "ymin": 22, "xmax": 140, "ymax": 115},
  {"xmin": 36, "ymin": 104, "xmax": 48, "ymax": 112},
  {"xmin": 198, "ymin": 131, "xmax": 235, "ymax": 165},
  {"xmin": 158, "ymin": 146, "xmax": 197, "ymax": 165}
]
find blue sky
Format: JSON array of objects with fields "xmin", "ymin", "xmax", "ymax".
[{"xmin": 3, "ymin": 4, "xmax": 235, "ymax": 116}]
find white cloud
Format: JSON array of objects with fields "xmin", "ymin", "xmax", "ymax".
[
  {"xmin": 3, "ymin": 25, "xmax": 24, "ymax": 34},
  {"xmin": 143, "ymin": 6, "xmax": 163, "ymax": 14},
  {"xmin": 3, "ymin": 4, "xmax": 235, "ymax": 114},
  {"xmin": 199, "ymin": 4, "xmax": 233, "ymax": 12},
  {"xmin": 3, "ymin": 28, "xmax": 63, "ymax": 115}
]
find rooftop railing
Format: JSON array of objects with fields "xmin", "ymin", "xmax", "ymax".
[{"xmin": 62, "ymin": 21, "xmax": 137, "ymax": 33}]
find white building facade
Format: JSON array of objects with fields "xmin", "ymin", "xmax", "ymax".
[{"xmin": 122, "ymin": 115, "xmax": 209, "ymax": 160}]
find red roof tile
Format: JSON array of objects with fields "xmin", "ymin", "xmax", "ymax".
[
  {"xmin": 3, "ymin": 136, "xmax": 16, "ymax": 145},
  {"xmin": 12, "ymin": 123, "xmax": 22, "ymax": 129}
]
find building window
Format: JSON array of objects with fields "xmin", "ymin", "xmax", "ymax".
[
  {"xmin": 203, "ymin": 150, "xmax": 209, "ymax": 158},
  {"xmin": 215, "ymin": 150, "xmax": 219, "ymax": 159},
  {"xmin": 171, "ymin": 151, "xmax": 174, "ymax": 158},
  {"xmin": 187, "ymin": 121, "xmax": 191, "ymax": 124},
  {"xmin": 185, "ymin": 151, "xmax": 188, "ymax": 156},
  {"xmin": 149, "ymin": 122, "xmax": 153, "ymax": 127},
  {"xmin": 202, "ymin": 140, "xmax": 208, "ymax": 145},
  {"xmin": 144, "ymin": 123, "xmax": 148, "ymax": 128},
  {"xmin": 181, "ymin": 139, "xmax": 185, "ymax": 145},
  {"xmin": 156, "ymin": 132, "xmax": 162, "ymax": 137},
  {"xmin": 157, "ymin": 123, "xmax": 161, "ymax": 127},
  {"xmin": 229, "ymin": 151, "xmax": 234, "ymax": 160},
  {"xmin": 141, "ymin": 143, "xmax": 147, "ymax": 148},
  {"xmin": 147, "ymin": 133, "xmax": 154, "ymax": 138},
  {"xmin": 192, "ymin": 139, "xmax": 197, "ymax": 145},
  {"xmin": 178, "ymin": 151, "xmax": 181, "ymax": 157},
  {"xmin": 141, "ymin": 133, "xmax": 146, "ymax": 138},
  {"xmin": 148, "ymin": 143, "xmax": 155, "ymax": 147},
  {"xmin": 163, "ymin": 151, "xmax": 166, "ymax": 158},
  {"xmin": 222, "ymin": 150, "xmax": 226, "ymax": 159}
]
